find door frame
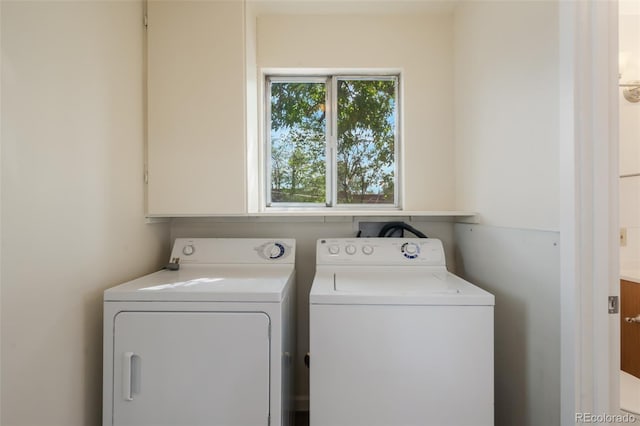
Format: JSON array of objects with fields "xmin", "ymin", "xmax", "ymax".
[{"xmin": 559, "ymin": 0, "xmax": 620, "ymax": 423}]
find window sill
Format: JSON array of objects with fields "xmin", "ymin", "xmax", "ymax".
[
  {"xmin": 259, "ymin": 208, "xmax": 475, "ymax": 218},
  {"xmin": 147, "ymin": 210, "xmax": 478, "ymax": 222}
]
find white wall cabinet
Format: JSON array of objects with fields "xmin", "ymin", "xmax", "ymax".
[
  {"xmin": 146, "ymin": 1, "xmax": 476, "ymax": 217},
  {"xmin": 147, "ymin": 1, "xmax": 246, "ymax": 215}
]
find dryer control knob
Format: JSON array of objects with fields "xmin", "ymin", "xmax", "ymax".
[
  {"xmin": 267, "ymin": 242, "xmax": 286, "ymax": 259},
  {"xmin": 328, "ymin": 245, "xmax": 340, "ymax": 255},
  {"xmin": 345, "ymin": 244, "xmax": 357, "ymax": 255},
  {"xmin": 362, "ymin": 245, "xmax": 374, "ymax": 255},
  {"xmin": 182, "ymin": 244, "xmax": 195, "ymax": 256}
]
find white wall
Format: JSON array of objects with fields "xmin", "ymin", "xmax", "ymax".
[
  {"xmin": 256, "ymin": 12, "xmax": 455, "ymax": 211},
  {"xmin": 454, "ymin": 224, "xmax": 560, "ymax": 426},
  {"xmin": 452, "ymin": 2, "xmax": 561, "ymax": 425},
  {"xmin": 619, "ymin": 8, "xmax": 640, "ymax": 274},
  {"xmin": 454, "ymin": 0, "xmax": 559, "ymax": 231},
  {"xmin": 1, "ymin": 2, "xmax": 170, "ymax": 425}
]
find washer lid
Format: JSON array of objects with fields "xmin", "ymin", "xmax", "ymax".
[
  {"xmin": 334, "ymin": 270, "xmax": 459, "ymax": 295},
  {"xmin": 104, "ymin": 264, "xmax": 294, "ymax": 302},
  {"xmin": 310, "ymin": 267, "xmax": 494, "ymax": 306}
]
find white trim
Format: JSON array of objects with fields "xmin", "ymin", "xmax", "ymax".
[
  {"xmin": 558, "ymin": 1, "xmax": 579, "ymax": 420},
  {"xmin": 591, "ymin": 0, "xmax": 620, "ymax": 416},
  {"xmin": 261, "ymin": 67, "xmax": 402, "ymax": 77},
  {"xmin": 330, "ymin": 76, "xmax": 337, "ymax": 207},
  {"xmin": 560, "ymin": 1, "xmax": 620, "ymax": 423},
  {"xmin": 245, "ymin": 3, "xmax": 260, "ymax": 213},
  {"xmin": 604, "ymin": 1, "xmax": 621, "ymax": 418},
  {"xmin": 0, "ymin": 0, "xmax": 3, "ymax": 420},
  {"xmin": 147, "ymin": 210, "xmax": 477, "ymax": 218},
  {"xmin": 327, "ymin": 77, "xmax": 335, "ymax": 207}
]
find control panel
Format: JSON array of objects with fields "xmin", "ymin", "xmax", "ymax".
[
  {"xmin": 317, "ymin": 238, "xmax": 445, "ymax": 266},
  {"xmin": 170, "ymin": 238, "xmax": 295, "ymax": 264}
]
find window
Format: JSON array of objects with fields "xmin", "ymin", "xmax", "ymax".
[{"xmin": 266, "ymin": 75, "xmax": 399, "ymax": 208}]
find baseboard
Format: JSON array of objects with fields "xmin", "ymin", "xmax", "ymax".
[{"xmin": 293, "ymin": 395, "xmax": 309, "ymax": 412}]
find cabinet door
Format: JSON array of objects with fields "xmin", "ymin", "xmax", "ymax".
[
  {"xmin": 621, "ymin": 280, "xmax": 640, "ymax": 378},
  {"xmin": 147, "ymin": 1, "xmax": 246, "ymax": 215},
  {"xmin": 112, "ymin": 312, "xmax": 270, "ymax": 426}
]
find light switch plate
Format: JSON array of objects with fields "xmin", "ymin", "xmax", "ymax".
[{"xmin": 620, "ymin": 227, "xmax": 628, "ymax": 247}]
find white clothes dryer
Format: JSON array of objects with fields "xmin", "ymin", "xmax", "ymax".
[
  {"xmin": 309, "ymin": 238, "xmax": 494, "ymax": 426},
  {"xmin": 103, "ymin": 238, "xmax": 295, "ymax": 426}
]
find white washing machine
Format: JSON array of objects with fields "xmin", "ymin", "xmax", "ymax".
[
  {"xmin": 309, "ymin": 238, "xmax": 494, "ymax": 426},
  {"xmin": 103, "ymin": 238, "xmax": 295, "ymax": 426}
]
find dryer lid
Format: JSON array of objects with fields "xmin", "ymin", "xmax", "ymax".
[{"xmin": 104, "ymin": 264, "xmax": 294, "ymax": 302}]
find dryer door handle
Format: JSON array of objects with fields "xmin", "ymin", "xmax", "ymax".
[{"xmin": 122, "ymin": 352, "xmax": 140, "ymax": 401}]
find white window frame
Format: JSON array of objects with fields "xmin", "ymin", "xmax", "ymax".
[
  {"xmin": 264, "ymin": 73, "xmax": 401, "ymax": 210},
  {"xmin": 265, "ymin": 76, "xmax": 329, "ymax": 208}
]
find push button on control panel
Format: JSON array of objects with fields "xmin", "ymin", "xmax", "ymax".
[
  {"xmin": 328, "ymin": 245, "xmax": 340, "ymax": 255},
  {"xmin": 362, "ymin": 245, "xmax": 374, "ymax": 255}
]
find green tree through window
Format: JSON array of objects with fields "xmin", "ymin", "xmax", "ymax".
[
  {"xmin": 268, "ymin": 76, "xmax": 398, "ymax": 206},
  {"xmin": 270, "ymin": 82, "xmax": 327, "ymax": 203}
]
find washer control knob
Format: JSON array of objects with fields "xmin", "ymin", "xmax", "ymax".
[
  {"xmin": 401, "ymin": 242, "xmax": 420, "ymax": 259},
  {"xmin": 404, "ymin": 244, "xmax": 417, "ymax": 255},
  {"xmin": 345, "ymin": 244, "xmax": 357, "ymax": 255},
  {"xmin": 328, "ymin": 244, "xmax": 340, "ymax": 255},
  {"xmin": 362, "ymin": 245, "xmax": 374, "ymax": 255},
  {"xmin": 182, "ymin": 244, "xmax": 195, "ymax": 256}
]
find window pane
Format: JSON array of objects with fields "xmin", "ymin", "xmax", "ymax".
[
  {"xmin": 337, "ymin": 79, "xmax": 396, "ymax": 204},
  {"xmin": 270, "ymin": 82, "xmax": 326, "ymax": 203}
]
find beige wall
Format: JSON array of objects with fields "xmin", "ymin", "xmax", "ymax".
[
  {"xmin": 1, "ymin": 2, "xmax": 170, "ymax": 425},
  {"xmin": 454, "ymin": 1, "xmax": 559, "ymax": 231},
  {"xmin": 0, "ymin": 1, "xmax": 566, "ymax": 424},
  {"xmin": 256, "ymin": 12, "xmax": 455, "ymax": 211}
]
